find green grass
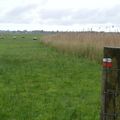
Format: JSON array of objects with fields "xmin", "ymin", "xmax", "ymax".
[{"xmin": 0, "ymin": 34, "xmax": 101, "ymax": 120}]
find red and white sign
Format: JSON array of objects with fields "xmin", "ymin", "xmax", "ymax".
[{"xmin": 103, "ymin": 58, "xmax": 112, "ymax": 68}]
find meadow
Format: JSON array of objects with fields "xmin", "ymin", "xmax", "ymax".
[
  {"xmin": 42, "ymin": 32, "xmax": 120, "ymax": 62},
  {"xmin": 0, "ymin": 33, "xmax": 101, "ymax": 120}
]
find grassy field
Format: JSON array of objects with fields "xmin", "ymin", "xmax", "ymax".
[
  {"xmin": 42, "ymin": 32, "xmax": 120, "ymax": 62},
  {"xmin": 0, "ymin": 34, "xmax": 101, "ymax": 120}
]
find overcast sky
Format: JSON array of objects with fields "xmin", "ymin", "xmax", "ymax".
[{"xmin": 0, "ymin": 0, "xmax": 120, "ymax": 31}]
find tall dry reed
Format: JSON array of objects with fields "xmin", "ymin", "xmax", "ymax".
[{"xmin": 42, "ymin": 32, "xmax": 120, "ymax": 62}]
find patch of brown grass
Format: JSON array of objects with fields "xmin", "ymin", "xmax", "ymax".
[{"xmin": 42, "ymin": 32, "xmax": 120, "ymax": 62}]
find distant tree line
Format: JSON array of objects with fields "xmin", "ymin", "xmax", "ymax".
[{"xmin": 0, "ymin": 30, "xmax": 58, "ymax": 34}]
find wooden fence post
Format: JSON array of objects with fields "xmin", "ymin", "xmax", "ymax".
[{"xmin": 101, "ymin": 46, "xmax": 120, "ymax": 120}]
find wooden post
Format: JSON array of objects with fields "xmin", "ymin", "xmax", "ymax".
[{"xmin": 101, "ymin": 46, "xmax": 120, "ymax": 120}]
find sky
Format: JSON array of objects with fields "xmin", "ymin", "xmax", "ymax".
[{"xmin": 0, "ymin": 0, "xmax": 120, "ymax": 31}]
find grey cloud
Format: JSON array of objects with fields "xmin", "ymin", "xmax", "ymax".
[
  {"xmin": 0, "ymin": 4, "xmax": 37, "ymax": 24},
  {"xmin": 40, "ymin": 0, "xmax": 49, "ymax": 6},
  {"xmin": 39, "ymin": 9, "xmax": 74, "ymax": 25},
  {"xmin": 1, "ymin": 3, "xmax": 120, "ymax": 25},
  {"xmin": 40, "ymin": 9, "xmax": 71, "ymax": 19},
  {"xmin": 8, "ymin": 5, "xmax": 36, "ymax": 16},
  {"xmin": 39, "ymin": 5, "xmax": 120, "ymax": 25}
]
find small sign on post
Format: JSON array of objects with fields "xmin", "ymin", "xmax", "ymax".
[
  {"xmin": 101, "ymin": 46, "xmax": 120, "ymax": 120},
  {"xmin": 103, "ymin": 58, "xmax": 112, "ymax": 68}
]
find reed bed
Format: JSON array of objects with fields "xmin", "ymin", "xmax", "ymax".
[{"xmin": 42, "ymin": 32, "xmax": 120, "ymax": 62}]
